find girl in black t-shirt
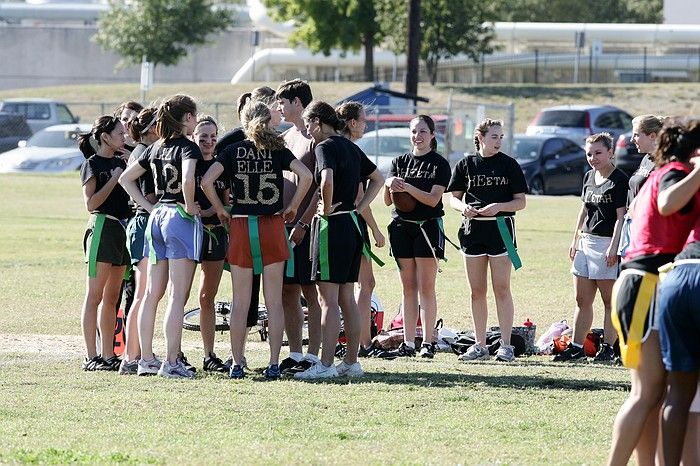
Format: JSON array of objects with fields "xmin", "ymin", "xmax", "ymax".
[
  {"xmin": 119, "ymin": 94, "xmax": 202, "ymax": 379},
  {"xmin": 555, "ymin": 133, "xmax": 627, "ymax": 363},
  {"xmin": 293, "ymin": 101, "xmax": 383, "ymax": 380},
  {"xmin": 447, "ymin": 118, "xmax": 527, "ymax": 363},
  {"xmin": 77, "ymin": 116, "xmax": 130, "ymax": 371},
  {"xmin": 384, "ymin": 115, "xmax": 451, "ymax": 359},
  {"xmin": 202, "ymin": 101, "xmax": 313, "ymax": 379},
  {"xmin": 193, "ymin": 115, "xmax": 230, "ymax": 374}
]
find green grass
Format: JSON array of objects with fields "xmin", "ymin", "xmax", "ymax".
[{"xmin": 0, "ymin": 172, "xmax": 630, "ymax": 465}]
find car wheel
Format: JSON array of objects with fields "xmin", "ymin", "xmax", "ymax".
[{"xmin": 529, "ymin": 176, "xmax": 545, "ymax": 195}]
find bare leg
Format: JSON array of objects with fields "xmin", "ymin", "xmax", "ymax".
[
  {"xmin": 572, "ymin": 275, "xmax": 597, "ymax": 345},
  {"xmin": 681, "ymin": 411, "xmax": 700, "ymax": 466},
  {"xmin": 282, "ymin": 284, "xmax": 304, "ymax": 354},
  {"xmin": 301, "ymin": 283, "xmax": 321, "ymax": 357},
  {"xmin": 355, "ymin": 257, "xmax": 375, "ymax": 348},
  {"xmin": 98, "ymin": 265, "xmax": 126, "ymax": 359},
  {"xmin": 125, "ymin": 259, "xmax": 147, "ymax": 361},
  {"xmin": 597, "ymin": 279, "xmax": 618, "ymax": 344},
  {"xmin": 415, "ymin": 257, "xmax": 438, "ymax": 344},
  {"xmin": 607, "ymin": 332, "xmax": 666, "ymax": 466},
  {"xmin": 81, "ymin": 262, "xmax": 110, "ymax": 358},
  {"xmin": 662, "ymin": 371, "xmax": 699, "ymax": 466},
  {"xmin": 489, "ymin": 256, "xmax": 514, "ymax": 346},
  {"xmin": 230, "ymin": 265, "xmax": 253, "ymax": 367},
  {"xmin": 163, "ymin": 258, "xmax": 196, "ymax": 365},
  {"xmin": 339, "ymin": 283, "xmax": 360, "ymax": 365},
  {"xmin": 262, "ymin": 262, "xmax": 285, "ymax": 365},
  {"xmin": 138, "ymin": 260, "xmax": 167, "ymax": 361},
  {"xmin": 398, "ymin": 258, "xmax": 418, "ymax": 345},
  {"xmin": 316, "ymin": 281, "xmax": 340, "ymax": 367},
  {"xmin": 465, "ymin": 256, "xmax": 489, "ymax": 346},
  {"xmin": 198, "ymin": 260, "xmax": 224, "ymax": 357}
]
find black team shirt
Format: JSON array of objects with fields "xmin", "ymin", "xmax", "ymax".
[
  {"xmin": 217, "ymin": 140, "xmax": 296, "ymax": 216},
  {"xmin": 580, "ymin": 168, "xmax": 628, "ymax": 237},
  {"xmin": 389, "ymin": 150, "xmax": 451, "ymax": 221},
  {"xmin": 195, "ymin": 158, "xmax": 227, "ymax": 225},
  {"xmin": 80, "ymin": 154, "xmax": 131, "ymax": 219},
  {"xmin": 137, "ymin": 137, "xmax": 202, "ymax": 204},
  {"xmin": 447, "ymin": 152, "xmax": 528, "ymax": 216}
]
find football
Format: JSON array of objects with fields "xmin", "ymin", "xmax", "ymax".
[{"xmin": 391, "ymin": 191, "xmax": 417, "ymax": 212}]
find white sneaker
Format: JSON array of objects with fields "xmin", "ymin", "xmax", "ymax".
[
  {"xmin": 458, "ymin": 344, "xmax": 491, "ymax": 362},
  {"xmin": 294, "ymin": 361, "xmax": 338, "ymax": 380},
  {"xmin": 336, "ymin": 360, "xmax": 364, "ymax": 378},
  {"xmin": 158, "ymin": 360, "xmax": 195, "ymax": 379},
  {"xmin": 137, "ymin": 356, "xmax": 162, "ymax": 376},
  {"xmin": 495, "ymin": 343, "xmax": 515, "ymax": 362}
]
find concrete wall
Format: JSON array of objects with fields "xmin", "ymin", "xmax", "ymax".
[{"xmin": 0, "ymin": 25, "xmax": 255, "ymax": 90}]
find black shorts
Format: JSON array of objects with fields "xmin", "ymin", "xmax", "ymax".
[
  {"xmin": 458, "ymin": 217, "xmax": 516, "ymax": 257},
  {"xmin": 83, "ymin": 214, "xmax": 130, "ymax": 267},
  {"xmin": 310, "ymin": 214, "xmax": 362, "ymax": 284},
  {"xmin": 283, "ymin": 225, "xmax": 314, "ymax": 286},
  {"xmin": 201, "ymin": 223, "xmax": 228, "ymax": 262},
  {"xmin": 388, "ymin": 218, "xmax": 445, "ymax": 259}
]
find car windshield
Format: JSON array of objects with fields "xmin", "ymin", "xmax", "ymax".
[
  {"xmin": 533, "ymin": 110, "xmax": 586, "ymax": 128},
  {"xmin": 27, "ymin": 129, "xmax": 79, "ymax": 148},
  {"xmin": 512, "ymin": 138, "xmax": 542, "ymax": 161}
]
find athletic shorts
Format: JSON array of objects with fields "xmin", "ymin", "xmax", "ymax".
[
  {"xmin": 283, "ymin": 224, "xmax": 314, "ymax": 286},
  {"xmin": 310, "ymin": 213, "xmax": 362, "ymax": 284},
  {"xmin": 227, "ymin": 215, "xmax": 288, "ymax": 269},
  {"xmin": 571, "ymin": 233, "xmax": 619, "ymax": 280},
  {"xmin": 611, "ymin": 269, "xmax": 659, "ymax": 368},
  {"xmin": 388, "ymin": 217, "xmax": 444, "ymax": 259},
  {"xmin": 144, "ymin": 204, "xmax": 203, "ymax": 262},
  {"xmin": 657, "ymin": 262, "xmax": 700, "ymax": 372},
  {"xmin": 458, "ymin": 217, "xmax": 515, "ymax": 257},
  {"xmin": 83, "ymin": 214, "xmax": 129, "ymax": 267},
  {"xmin": 201, "ymin": 223, "xmax": 228, "ymax": 262},
  {"xmin": 126, "ymin": 213, "xmax": 149, "ymax": 265},
  {"xmin": 617, "ymin": 213, "xmax": 632, "ymax": 257}
]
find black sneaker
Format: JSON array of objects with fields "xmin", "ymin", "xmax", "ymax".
[
  {"xmin": 178, "ymin": 352, "xmax": 196, "ymax": 373},
  {"xmin": 593, "ymin": 343, "xmax": 616, "ymax": 363},
  {"xmin": 397, "ymin": 342, "xmax": 417, "ymax": 357},
  {"xmin": 283, "ymin": 359, "xmax": 314, "ymax": 375},
  {"xmin": 419, "ymin": 342, "xmax": 435, "ymax": 359},
  {"xmin": 82, "ymin": 356, "xmax": 104, "ymax": 371},
  {"xmin": 98, "ymin": 355, "xmax": 121, "ymax": 371},
  {"xmin": 203, "ymin": 354, "xmax": 229, "ymax": 373},
  {"xmin": 552, "ymin": 343, "xmax": 586, "ymax": 362},
  {"xmin": 358, "ymin": 342, "xmax": 383, "ymax": 358},
  {"xmin": 279, "ymin": 357, "xmax": 301, "ymax": 373}
]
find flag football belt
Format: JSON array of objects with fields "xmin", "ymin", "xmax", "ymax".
[
  {"xmin": 145, "ymin": 203, "xmax": 198, "ymax": 265},
  {"xmin": 88, "ymin": 212, "xmax": 130, "ymax": 279},
  {"xmin": 396, "ymin": 216, "xmax": 458, "ymax": 273},
  {"xmin": 316, "ymin": 210, "xmax": 385, "ymax": 282},
  {"xmin": 466, "ymin": 216, "xmax": 522, "ymax": 270}
]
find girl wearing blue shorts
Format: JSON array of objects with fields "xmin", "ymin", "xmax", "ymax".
[
  {"xmin": 120, "ymin": 94, "xmax": 202, "ymax": 379},
  {"xmin": 78, "ymin": 116, "xmax": 130, "ymax": 371}
]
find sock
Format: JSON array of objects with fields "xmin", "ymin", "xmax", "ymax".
[
  {"xmin": 404, "ymin": 341, "xmax": 415, "ymax": 349},
  {"xmin": 288, "ymin": 352, "xmax": 303, "ymax": 362}
]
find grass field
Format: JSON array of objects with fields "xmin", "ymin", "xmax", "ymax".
[{"xmin": 0, "ymin": 171, "xmax": 631, "ymax": 465}]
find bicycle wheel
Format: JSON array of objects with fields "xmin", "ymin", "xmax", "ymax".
[{"xmin": 182, "ymin": 307, "xmax": 231, "ymax": 332}]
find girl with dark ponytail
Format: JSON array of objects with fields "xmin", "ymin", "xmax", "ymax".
[
  {"xmin": 383, "ymin": 114, "xmax": 452, "ymax": 359},
  {"xmin": 78, "ymin": 116, "xmax": 131, "ymax": 371},
  {"xmin": 119, "ymin": 94, "xmax": 202, "ymax": 379}
]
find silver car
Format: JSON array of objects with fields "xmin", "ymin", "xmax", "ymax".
[{"xmin": 526, "ymin": 104, "xmax": 632, "ymax": 144}]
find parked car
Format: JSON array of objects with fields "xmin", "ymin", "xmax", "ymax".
[
  {"xmin": 0, "ymin": 123, "xmax": 91, "ymax": 173},
  {"xmin": 0, "ymin": 98, "xmax": 79, "ymax": 133},
  {"xmin": 0, "ymin": 112, "xmax": 32, "ymax": 154},
  {"xmin": 512, "ymin": 134, "xmax": 589, "ymax": 195},
  {"xmin": 526, "ymin": 104, "xmax": 633, "ymax": 145},
  {"xmin": 354, "ymin": 127, "xmax": 460, "ymax": 174},
  {"xmin": 613, "ymin": 130, "xmax": 643, "ymax": 178}
]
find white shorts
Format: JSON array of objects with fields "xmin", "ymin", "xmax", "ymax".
[
  {"xmin": 571, "ymin": 233, "xmax": 619, "ymax": 280},
  {"xmin": 691, "ymin": 381, "xmax": 700, "ymax": 414}
]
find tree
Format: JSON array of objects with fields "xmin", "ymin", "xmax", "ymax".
[
  {"xmin": 492, "ymin": 0, "xmax": 663, "ymax": 23},
  {"xmin": 95, "ymin": 0, "xmax": 234, "ymax": 71},
  {"xmin": 263, "ymin": 0, "xmax": 381, "ymax": 82},
  {"xmin": 379, "ymin": 0, "xmax": 495, "ymax": 85}
]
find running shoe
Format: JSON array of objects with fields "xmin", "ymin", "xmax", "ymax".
[
  {"xmin": 419, "ymin": 342, "xmax": 436, "ymax": 359},
  {"xmin": 294, "ymin": 362, "xmax": 338, "ymax": 380},
  {"xmin": 158, "ymin": 360, "xmax": 195, "ymax": 379},
  {"xmin": 458, "ymin": 344, "xmax": 490, "ymax": 362},
  {"xmin": 224, "ymin": 356, "xmax": 247, "ymax": 370},
  {"xmin": 336, "ymin": 361, "xmax": 364, "ymax": 378},
  {"xmin": 178, "ymin": 351, "xmax": 196, "ymax": 373},
  {"xmin": 118, "ymin": 359, "xmax": 139, "ymax": 375},
  {"xmin": 82, "ymin": 356, "xmax": 104, "ymax": 372},
  {"xmin": 263, "ymin": 364, "xmax": 281, "ymax": 380},
  {"xmin": 137, "ymin": 356, "xmax": 162, "ymax": 376},
  {"xmin": 203, "ymin": 354, "xmax": 229, "ymax": 373},
  {"xmin": 358, "ymin": 342, "xmax": 383, "ymax": 358},
  {"xmin": 229, "ymin": 364, "xmax": 245, "ymax": 379},
  {"xmin": 552, "ymin": 343, "xmax": 586, "ymax": 362},
  {"xmin": 279, "ymin": 356, "xmax": 302, "ymax": 373},
  {"xmin": 495, "ymin": 343, "xmax": 515, "ymax": 362},
  {"xmin": 592, "ymin": 343, "xmax": 616, "ymax": 363},
  {"xmin": 283, "ymin": 359, "xmax": 314, "ymax": 376},
  {"xmin": 98, "ymin": 355, "xmax": 121, "ymax": 371}
]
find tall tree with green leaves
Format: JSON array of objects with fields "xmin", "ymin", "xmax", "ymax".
[
  {"xmin": 263, "ymin": 0, "xmax": 381, "ymax": 82},
  {"xmin": 379, "ymin": 0, "xmax": 495, "ymax": 85},
  {"xmin": 95, "ymin": 0, "xmax": 234, "ymax": 72},
  {"xmin": 492, "ymin": 0, "xmax": 663, "ymax": 23}
]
